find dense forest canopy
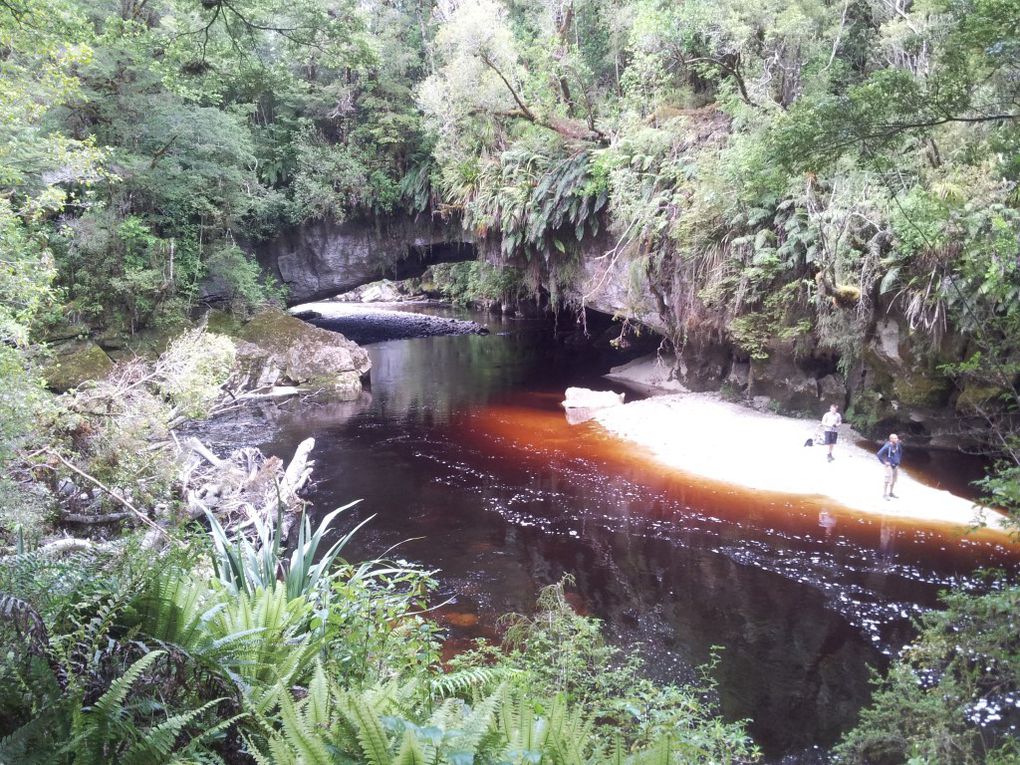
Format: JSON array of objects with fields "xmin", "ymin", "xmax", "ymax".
[
  {"xmin": 3, "ymin": 0, "xmax": 1018, "ymax": 480},
  {"xmin": 3, "ymin": 0, "xmax": 1018, "ymax": 400},
  {"xmin": 1, "ymin": 0, "xmax": 1020, "ymax": 761}
]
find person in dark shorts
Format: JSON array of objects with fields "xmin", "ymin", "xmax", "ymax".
[{"xmin": 821, "ymin": 404, "xmax": 842, "ymax": 462}]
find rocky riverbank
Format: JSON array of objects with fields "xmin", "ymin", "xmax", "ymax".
[{"xmin": 292, "ymin": 302, "xmax": 489, "ymax": 345}]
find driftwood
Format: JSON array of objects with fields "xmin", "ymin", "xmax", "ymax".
[
  {"xmin": 0, "ymin": 537, "xmax": 120, "ymax": 562},
  {"xmin": 180, "ymin": 437, "xmax": 315, "ymax": 542},
  {"xmin": 26, "ymin": 435, "xmax": 314, "ymax": 552},
  {"xmin": 8, "ymin": 332, "xmax": 314, "ymax": 555}
]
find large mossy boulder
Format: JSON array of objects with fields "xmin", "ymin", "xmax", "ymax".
[
  {"xmin": 233, "ymin": 310, "xmax": 371, "ymax": 398},
  {"xmin": 43, "ymin": 342, "xmax": 115, "ymax": 392}
]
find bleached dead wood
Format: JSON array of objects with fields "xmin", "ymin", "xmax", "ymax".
[
  {"xmin": 179, "ymin": 437, "xmax": 315, "ymax": 543},
  {"xmin": 0, "ymin": 537, "xmax": 120, "ymax": 561},
  {"xmin": 184, "ymin": 437, "xmax": 225, "ymax": 468}
]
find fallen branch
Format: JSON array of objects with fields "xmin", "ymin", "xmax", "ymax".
[
  {"xmin": 42, "ymin": 450, "xmax": 173, "ymax": 542},
  {"xmin": 184, "ymin": 437, "xmax": 225, "ymax": 468},
  {"xmin": 0, "ymin": 537, "xmax": 119, "ymax": 560},
  {"xmin": 38, "ymin": 537, "xmax": 107, "ymax": 555},
  {"xmin": 60, "ymin": 511, "xmax": 135, "ymax": 525}
]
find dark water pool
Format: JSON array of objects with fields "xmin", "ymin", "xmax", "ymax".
[{"xmin": 232, "ymin": 307, "xmax": 1019, "ymax": 762}]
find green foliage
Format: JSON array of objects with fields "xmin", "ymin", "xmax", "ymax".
[
  {"xmin": 0, "ymin": 492, "xmax": 450, "ymax": 761},
  {"xmin": 206, "ymin": 501, "xmax": 370, "ymax": 600},
  {"xmin": 451, "ymin": 579, "xmax": 760, "ymax": 761},
  {"xmin": 324, "ymin": 559, "xmax": 442, "ymax": 687},
  {"xmin": 427, "ymin": 261, "xmax": 526, "ymax": 308},
  {"xmin": 204, "ymin": 244, "xmax": 284, "ymax": 319},
  {"xmin": 0, "ymin": 534, "xmax": 757, "ymax": 764},
  {"xmin": 836, "ymin": 582, "xmax": 1020, "ymax": 765},
  {"xmin": 456, "ymin": 146, "xmax": 608, "ymax": 264},
  {"xmin": 155, "ymin": 330, "xmax": 236, "ymax": 420},
  {"xmin": 252, "ymin": 667, "xmax": 751, "ymax": 765}
]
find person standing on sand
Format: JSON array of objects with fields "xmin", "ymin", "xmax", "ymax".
[
  {"xmin": 821, "ymin": 404, "xmax": 842, "ymax": 462},
  {"xmin": 877, "ymin": 433, "xmax": 902, "ymax": 500}
]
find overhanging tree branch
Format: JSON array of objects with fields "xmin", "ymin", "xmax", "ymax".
[
  {"xmin": 676, "ymin": 53, "xmax": 757, "ymax": 108},
  {"xmin": 477, "ymin": 52, "xmax": 608, "ymax": 145}
]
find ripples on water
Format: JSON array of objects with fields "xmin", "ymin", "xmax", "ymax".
[{"xmin": 211, "ymin": 307, "xmax": 1019, "ymax": 763}]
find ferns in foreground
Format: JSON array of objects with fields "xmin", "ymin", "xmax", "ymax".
[
  {"xmin": 0, "ymin": 518, "xmax": 757, "ymax": 764},
  {"xmin": 249, "ymin": 668, "xmax": 711, "ymax": 765}
]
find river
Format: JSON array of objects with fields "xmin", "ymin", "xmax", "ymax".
[{"xmin": 234, "ymin": 305, "xmax": 1019, "ymax": 763}]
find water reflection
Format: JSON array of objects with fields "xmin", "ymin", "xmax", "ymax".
[
  {"xmin": 362, "ymin": 319, "xmax": 553, "ymax": 425},
  {"xmin": 249, "ymin": 307, "xmax": 1020, "ymax": 762}
]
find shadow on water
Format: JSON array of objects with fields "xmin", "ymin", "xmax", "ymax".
[{"xmin": 225, "ymin": 307, "xmax": 1020, "ymax": 763}]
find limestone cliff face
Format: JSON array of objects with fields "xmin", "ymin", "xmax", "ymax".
[{"xmin": 243, "ymin": 215, "xmax": 985, "ymax": 449}]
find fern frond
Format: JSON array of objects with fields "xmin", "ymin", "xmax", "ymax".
[
  {"xmin": 93, "ymin": 650, "xmax": 165, "ymax": 721},
  {"xmin": 394, "ymin": 729, "xmax": 426, "ymax": 765},
  {"xmin": 451, "ymin": 686, "xmax": 503, "ymax": 756},
  {"xmin": 429, "ymin": 666, "xmax": 507, "ymax": 698},
  {"xmin": 347, "ymin": 695, "xmax": 394, "ymax": 765},
  {"xmin": 120, "ymin": 697, "xmax": 223, "ymax": 765}
]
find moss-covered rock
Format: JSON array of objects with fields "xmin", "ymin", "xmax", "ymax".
[
  {"xmin": 955, "ymin": 384, "xmax": 1002, "ymax": 414},
  {"xmin": 204, "ymin": 309, "xmax": 245, "ymax": 337},
  {"xmin": 233, "ymin": 310, "xmax": 371, "ymax": 399},
  {"xmin": 43, "ymin": 342, "xmax": 114, "ymax": 392},
  {"xmin": 891, "ymin": 373, "xmax": 952, "ymax": 408}
]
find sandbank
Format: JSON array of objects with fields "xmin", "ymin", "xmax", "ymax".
[{"xmin": 592, "ymin": 390, "xmax": 1011, "ymax": 532}]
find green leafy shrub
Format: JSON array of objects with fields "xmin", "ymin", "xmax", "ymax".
[
  {"xmin": 449, "ymin": 579, "xmax": 760, "ymax": 761},
  {"xmin": 836, "ymin": 582, "xmax": 1020, "ymax": 765},
  {"xmin": 155, "ymin": 330, "xmax": 236, "ymax": 420},
  {"xmin": 204, "ymin": 244, "xmax": 285, "ymax": 319}
]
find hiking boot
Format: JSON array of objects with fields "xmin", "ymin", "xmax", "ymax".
[
  {"xmin": 889, "ymin": 493, "xmax": 899, "ymax": 499},
  {"xmin": 827, "ymin": 454, "xmax": 834, "ymax": 462}
]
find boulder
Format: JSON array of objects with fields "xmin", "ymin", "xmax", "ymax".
[
  {"xmin": 955, "ymin": 384, "xmax": 1000, "ymax": 414},
  {"xmin": 676, "ymin": 336, "xmax": 733, "ymax": 391},
  {"xmin": 43, "ymin": 342, "xmax": 115, "ymax": 392},
  {"xmin": 562, "ymin": 386, "xmax": 625, "ymax": 424},
  {"xmin": 359, "ymin": 280, "xmax": 405, "ymax": 303},
  {"xmin": 562, "ymin": 387, "xmax": 626, "ymax": 410},
  {"xmin": 726, "ymin": 360, "xmax": 750, "ymax": 391},
  {"xmin": 749, "ymin": 351, "xmax": 820, "ymax": 414},
  {"xmin": 233, "ymin": 310, "xmax": 371, "ymax": 399},
  {"xmin": 604, "ymin": 353, "xmax": 686, "ymax": 393},
  {"xmin": 818, "ymin": 374, "xmax": 847, "ymax": 405}
]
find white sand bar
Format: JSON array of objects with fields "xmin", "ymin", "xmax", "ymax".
[{"xmin": 593, "ymin": 392, "xmax": 1011, "ymax": 532}]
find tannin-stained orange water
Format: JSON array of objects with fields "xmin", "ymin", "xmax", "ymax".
[
  {"xmin": 240, "ymin": 306, "xmax": 1020, "ymax": 763},
  {"xmin": 458, "ymin": 395, "xmax": 1018, "ymax": 554}
]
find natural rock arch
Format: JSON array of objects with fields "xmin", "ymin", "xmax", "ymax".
[{"xmin": 253, "ymin": 214, "xmax": 477, "ymax": 306}]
